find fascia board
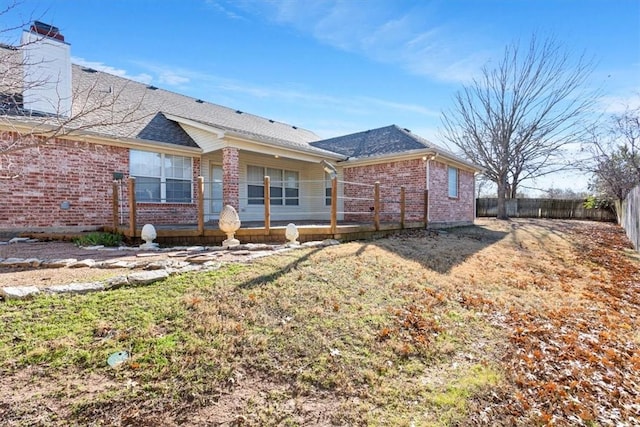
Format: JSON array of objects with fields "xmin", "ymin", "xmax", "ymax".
[{"xmin": 0, "ymin": 120, "xmax": 202, "ymax": 156}]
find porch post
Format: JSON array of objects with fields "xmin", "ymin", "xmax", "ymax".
[
  {"xmin": 222, "ymin": 147, "xmax": 240, "ymax": 210},
  {"xmin": 264, "ymin": 176, "xmax": 270, "ymax": 235},
  {"xmin": 112, "ymin": 181, "xmax": 119, "ymax": 231},
  {"xmin": 197, "ymin": 176, "xmax": 205, "ymax": 235},
  {"xmin": 400, "ymin": 186, "xmax": 405, "ymax": 229},
  {"xmin": 127, "ymin": 177, "xmax": 137, "ymax": 237},
  {"xmin": 330, "ymin": 176, "xmax": 337, "ymax": 233},
  {"xmin": 374, "ymin": 181, "xmax": 380, "ymax": 231}
]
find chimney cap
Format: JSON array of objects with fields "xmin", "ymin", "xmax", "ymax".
[{"xmin": 30, "ymin": 21, "xmax": 64, "ymax": 42}]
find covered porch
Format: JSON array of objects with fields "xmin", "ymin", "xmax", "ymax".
[{"xmin": 107, "ymin": 176, "xmax": 430, "ymax": 245}]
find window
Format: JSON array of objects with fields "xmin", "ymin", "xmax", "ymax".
[
  {"xmin": 448, "ymin": 166, "xmax": 458, "ymax": 198},
  {"xmin": 247, "ymin": 165, "xmax": 299, "ymax": 206},
  {"xmin": 130, "ymin": 150, "xmax": 192, "ymax": 203},
  {"xmin": 325, "ymin": 173, "xmax": 333, "ymax": 206}
]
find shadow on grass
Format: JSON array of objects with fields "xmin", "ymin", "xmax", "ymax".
[
  {"xmin": 368, "ymin": 224, "xmax": 509, "ymax": 274},
  {"xmin": 237, "ymin": 247, "xmax": 324, "ymax": 289}
]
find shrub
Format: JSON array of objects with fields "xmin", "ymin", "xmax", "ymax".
[{"xmin": 73, "ymin": 232, "xmax": 123, "ymax": 247}]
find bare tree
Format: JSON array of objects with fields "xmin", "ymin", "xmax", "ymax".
[
  {"xmin": 585, "ymin": 106, "xmax": 640, "ymax": 203},
  {"xmin": 0, "ymin": 3, "xmax": 148, "ymax": 179},
  {"xmin": 544, "ymin": 187, "xmax": 589, "ymax": 199},
  {"xmin": 441, "ymin": 35, "xmax": 597, "ymax": 219}
]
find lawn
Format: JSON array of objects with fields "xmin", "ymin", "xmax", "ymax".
[{"xmin": 0, "ymin": 219, "xmax": 638, "ymax": 426}]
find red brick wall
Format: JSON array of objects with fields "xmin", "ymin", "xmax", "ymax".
[
  {"xmin": 222, "ymin": 147, "xmax": 239, "ymax": 209},
  {"xmin": 427, "ymin": 161, "xmax": 475, "ymax": 225},
  {"xmin": 0, "ymin": 134, "xmax": 200, "ymax": 231},
  {"xmin": 341, "ymin": 158, "xmax": 475, "ymax": 226},
  {"xmin": 343, "ymin": 159, "xmax": 427, "ymax": 222},
  {"xmin": 1, "ymin": 136, "xmax": 128, "ymax": 230}
]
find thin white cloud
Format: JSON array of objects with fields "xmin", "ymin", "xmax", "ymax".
[
  {"xmin": 222, "ymin": 0, "xmax": 490, "ymax": 84},
  {"xmin": 205, "ymin": 0, "xmax": 246, "ymax": 20},
  {"xmin": 71, "ymin": 57, "xmax": 153, "ymax": 84},
  {"xmin": 598, "ymin": 93, "xmax": 640, "ymax": 114},
  {"xmin": 158, "ymin": 71, "xmax": 190, "ymax": 86}
]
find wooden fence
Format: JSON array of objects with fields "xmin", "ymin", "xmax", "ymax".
[
  {"xmin": 476, "ymin": 198, "xmax": 617, "ymax": 222},
  {"xmin": 619, "ymin": 185, "xmax": 640, "ymax": 252}
]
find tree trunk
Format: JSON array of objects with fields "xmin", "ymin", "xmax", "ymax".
[{"xmin": 497, "ymin": 181, "xmax": 509, "ymax": 219}]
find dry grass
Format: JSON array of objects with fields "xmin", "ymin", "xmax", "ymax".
[{"xmin": 0, "ymin": 218, "xmax": 638, "ymax": 426}]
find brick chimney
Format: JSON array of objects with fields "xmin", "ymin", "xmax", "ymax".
[{"xmin": 21, "ymin": 21, "xmax": 72, "ymax": 117}]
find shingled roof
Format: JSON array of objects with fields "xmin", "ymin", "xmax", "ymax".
[
  {"xmin": 310, "ymin": 125, "xmax": 438, "ymax": 158},
  {"xmin": 69, "ymin": 64, "xmax": 323, "ymax": 149}
]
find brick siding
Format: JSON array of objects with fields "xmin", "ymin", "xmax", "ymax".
[
  {"xmin": 342, "ymin": 158, "xmax": 475, "ymax": 225},
  {"xmin": 427, "ymin": 161, "xmax": 475, "ymax": 224},
  {"xmin": 222, "ymin": 147, "xmax": 239, "ymax": 209},
  {"xmin": 1, "ymin": 134, "xmax": 200, "ymax": 231},
  {"xmin": 343, "ymin": 159, "xmax": 427, "ymax": 222}
]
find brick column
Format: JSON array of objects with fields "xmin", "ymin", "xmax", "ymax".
[{"xmin": 222, "ymin": 146, "xmax": 240, "ymax": 210}]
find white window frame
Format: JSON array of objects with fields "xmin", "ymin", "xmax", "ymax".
[
  {"xmin": 325, "ymin": 173, "xmax": 333, "ymax": 206},
  {"xmin": 448, "ymin": 166, "xmax": 459, "ymax": 199},
  {"xmin": 247, "ymin": 165, "xmax": 299, "ymax": 206},
  {"xmin": 130, "ymin": 149, "xmax": 193, "ymax": 203}
]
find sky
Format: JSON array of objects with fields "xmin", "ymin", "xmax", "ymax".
[{"xmin": 3, "ymin": 0, "xmax": 640, "ymax": 194}]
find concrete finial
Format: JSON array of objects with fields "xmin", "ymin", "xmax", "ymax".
[
  {"xmin": 219, "ymin": 205, "xmax": 241, "ymax": 247},
  {"xmin": 285, "ymin": 223, "xmax": 299, "ymax": 245},
  {"xmin": 140, "ymin": 224, "xmax": 159, "ymax": 250}
]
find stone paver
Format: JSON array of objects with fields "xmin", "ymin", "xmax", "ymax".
[{"xmin": 0, "ymin": 238, "xmax": 342, "ymax": 300}]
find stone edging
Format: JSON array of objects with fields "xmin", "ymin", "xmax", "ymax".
[{"xmin": 0, "ymin": 239, "xmax": 340, "ymax": 301}]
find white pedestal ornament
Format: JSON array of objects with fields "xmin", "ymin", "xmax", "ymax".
[
  {"xmin": 219, "ymin": 205, "xmax": 241, "ymax": 247},
  {"xmin": 140, "ymin": 224, "xmax": 159, "ymax": 250},
  {"xmin": 285, "ymin": 223, "xmax": 299, "ymax": 245}
]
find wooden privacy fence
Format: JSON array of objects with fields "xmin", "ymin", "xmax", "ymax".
[
  {"xmin": 619, "ymin": 185, "xmax": 640, "ymax": 252},
  {"xmin": 476, "ymin": 198, "xmax": 617, "ymax": 222}
]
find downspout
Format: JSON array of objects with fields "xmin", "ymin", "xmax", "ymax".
[{"xmin": 424, "ymin": 153, "xmax": 438, "ymax": 223}]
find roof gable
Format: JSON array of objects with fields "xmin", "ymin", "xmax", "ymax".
[
  {"xmin": 137, "ymin": 113, "xmax": 198, "ymax": 148},
  {"xmin": 310, "ymin": 125, "xmax": 430, "ymax": 158}
]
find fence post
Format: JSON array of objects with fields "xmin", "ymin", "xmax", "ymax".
[
  {"xmin": 197, "ymin": 176, "xmax": 205, "ymax": 235},
  {"xmin": 112, "ymin": 181, "xmax": 119, "ymax": 232},
  {"xmin": 264, "ymin": 176, "xmax": 270, "ymax": 235},
  {"xmin": 330, "ymin": 177, "xmax": 337, "ymax": 234},
  {"xmin": 423, "ymin": 190, "xmax": 429, "ymax": 228},
  {"xmin": 400, "ymin": 186, "xmax": 405, "ymax": 229},
  {"xmin": 374, "ymin": 181, "xmax": 380, "ymax": 231},
  {"xmin": 127, "ymin": 177, "xmax": 137, "ymax": 238}
]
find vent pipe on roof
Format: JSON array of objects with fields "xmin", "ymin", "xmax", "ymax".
[{"xmin": 22, "ymin": 21, "xmax": 72, "ymax": 117}]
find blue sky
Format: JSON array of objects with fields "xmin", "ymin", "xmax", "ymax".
[{"xmin": 3, "ymin": 0, "xmax": 640, "ymax": 193}]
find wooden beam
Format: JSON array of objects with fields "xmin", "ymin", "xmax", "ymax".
[
  {"xmin": 127, "ymin": 177, "xmax": 137, "ymax": 238},
  {"xmin": 197, "ymin": 176, "xmax": 205, "ymax": 235},
  {"xmin": 400, "ymin": 186, "xmax": 405, "ymax": 229},
  {"xmin": 374, "ymin": 181, "xmax": 380, "ymax": 231},
  {"xmin": 264, "ymin": 176, "xmax": 271, "ymax": 235},
  {"xmin": 112, "ymin": 181, "xmax": 119, "ymax": 231},
  {"xmin": 330, "ymin": 177, "xmax": 338, "ymax": 234}
]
